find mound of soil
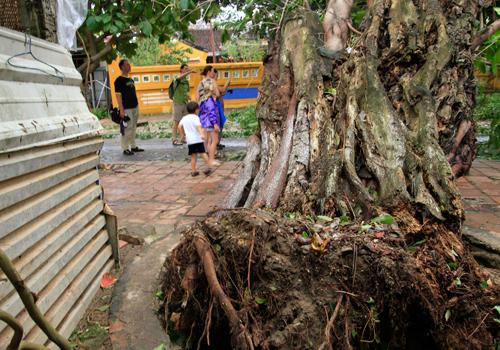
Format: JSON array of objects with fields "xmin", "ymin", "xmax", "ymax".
[{"xmin": 160, "ymin": 209, "xmax": 498, "ymax": 350}]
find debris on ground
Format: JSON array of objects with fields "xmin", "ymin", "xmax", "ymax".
[{"xmin": 161, "ymin": 208, "xmax": 499, "ymax": 350}]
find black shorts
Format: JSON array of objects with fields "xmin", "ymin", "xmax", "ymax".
[{"xmin": 188, "ymin": 142, "xmax": 206, "ymax": 155}]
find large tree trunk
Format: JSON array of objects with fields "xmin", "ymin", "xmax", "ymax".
[
  {"xmin": 161, "ymin": 1, "xmax": 497, "ymax": 349},
  {"xmin": 228, "ymin": 0, "xmax": 476, "ymax": 218}
]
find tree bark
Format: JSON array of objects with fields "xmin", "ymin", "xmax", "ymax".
[{"xmin": 230, "ymin": 0, "xmax": 478, "ymax": 220}]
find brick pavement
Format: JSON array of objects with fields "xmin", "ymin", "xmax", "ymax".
[
  {"xmin": 100, "ymin": 161, "xmax": 241, "ymax": 243},
  {"xmin": 457, "ymin": 159, "xmax": 500, "ymax": 235},
  {"xmin": 100, "ymin": 160, "xmax": 241, "ymax": 350}
]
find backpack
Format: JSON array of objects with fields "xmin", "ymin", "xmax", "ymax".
[{"xmin": 168, "ymin": 79, "xmax": 178, "ymax": 99}]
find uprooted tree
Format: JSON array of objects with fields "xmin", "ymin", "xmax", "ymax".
[{"xmin": 161, "ymin": 0, "xmax": 499, "ymax": 349}]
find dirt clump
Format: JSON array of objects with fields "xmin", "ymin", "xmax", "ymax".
[{"xmin": 160, "ymin": 209, "xmax": 498, "ymax": 350}]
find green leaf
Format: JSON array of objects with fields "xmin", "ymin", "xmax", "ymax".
[
  {"xmin": 408, "ymin": 239, "xmax": 427, "ymax": 252},
  {"xmin": 153, "ymin": 344, "xmax": 166, "ymax": 350},
  {"xmin": 317, "ymin": 215, "xmax": 333, "ymax": 222},
  {"xmin": 351, "ymin": 329, "xmax": 358, "ymax": 339},
  {"xmin": 367, "ymin": 297, "xmax": 375, "ymax": 305},
  {"xmin": 494, "ymin": 7, "xmax": 500, "ymax": 15},
  {"xmin": 97, "ymin": 305, "xmax": 110, "ymax": 312},
  {"xmin": 102, "ymin": 14, "xmax": 112, "ymax": 24},
  {"xmin": 361, "ymin": 224, "xmax": 372, "ymax": 231},
  {"xmin": 302, "ymin": 231, "xmax": 310, "ymax": 238},
  {"xmin": 494, "ymin": 305, "xmax": 500, "ymax": 315},
  {"xmin": 180, "ymin": 0, "xmax": 190, "ymax": 10},
  {"xmin": 86, "ymin": 16, "xmax": 99, "ymax": 31},
  {"xmin": 494, "ymin": 318, "xmax": 500, "ymax": 324},
  {"xmin": 221, "ymin": 29, "xmax": 230, "ymax": 44},
  {"xmin": 155, "ymin": 291, "xmax": 165, "ymax": 301},
  {"xmin": 447, "ymin": 261, "xmax": 459, "ymax": 270},
  {"xmin": 480, "ymin": 280, "xmax": 489, "ymax": 289},
  {"xmin": 140, "ymin": 20, "xmax": 153, "ymax": 36},
  {"xmin": 339, "ymin": 215, "xmax": 350, "ymax": 226},
  {"xmin": 255, "ymin": 297, "xmax": 267, "ymax": 305},
  {"xmin": 445, "ymin": 309, "xmax": 451, "ymax": 322},
  {"xmin": 455, "ymin": 278, "xmax": 462, "ymax": 287},
  {"xmin": 371, "ymin": 214, "xmax": 395, "ymax": 225}
]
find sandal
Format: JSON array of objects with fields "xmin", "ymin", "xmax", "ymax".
[
  {"xmin": 191, "ymin": 171, "xmax": 200, "ymax": 177},
  {"xmin": 173, "ymin": 139, "xmax": 183, "ymax": 146},
  {"xmin": 203, "ymin": 168, "xmax": 212, "ymax": 176}
]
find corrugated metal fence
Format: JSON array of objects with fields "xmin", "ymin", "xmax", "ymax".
[{"xmin": 0, "ymin": 26, "xmax": 116, "ymax": 348}]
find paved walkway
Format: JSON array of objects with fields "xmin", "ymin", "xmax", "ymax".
[
  {"xmin": 98, "ymin": 149, "xmax": 499, "ymax": 349},
  {"xmin": 100, "ymin": 161, "xmax": 240, "ymax": 243},
  {"xmin": 458, "ymin": 159, "xmax": 500, "ymax": 231},
  {"xmin": 100, "ymin": 156, "xmax": 242, "ymax": 350},
  {"xmin": 457, "ymin": 159, "xmax": 500, "ymax": 269},
  {"xmin": 100, "ymin": 137, "xmax": 247, "ymax": 163}
]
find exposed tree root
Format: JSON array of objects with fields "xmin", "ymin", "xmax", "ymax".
[
  {"xmin": 192, "ymin": 235, "xmax": 254, "ymax": 350},
  {"xmin": 161, "ymin": 209, "xmax": 498, "ymax": 350}
]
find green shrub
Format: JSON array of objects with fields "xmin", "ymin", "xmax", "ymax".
[
  {"xmin": 475, "ymin": 91, "xmax": 500, "ymax": 160},
  {"xmin": 474, "ymin": 91, "xmax": 500, "ymax": 121},
  {"xmin": 477, "ymin": 116, "xmax": 500, "ymax": 160},
  {"xmin": 230, "ymin": 106, "xmax": 258, "ymax": 136},
  {"xmin": 92, "ymin": 107, "xmax": 108, "ymax": 120}
]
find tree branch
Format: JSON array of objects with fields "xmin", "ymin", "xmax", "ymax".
[
  {"xmin": 0, "ymin": 309, "xmax": 23, "ymax": 350},
  {"xmin": 471, "ymin": 19, "xmax": 500, "ymax": 50},
  {"xmin": 0, "ymin": 250, "xmax": 72, "ymax": 350},
  {"xmin": 77, "ymin": 32, "xmax": 136, "ymax": 73}
]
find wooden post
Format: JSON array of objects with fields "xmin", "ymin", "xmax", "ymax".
[{"xmin": 103, "ymin": 203, "xmax": 121, "ymax": 269}]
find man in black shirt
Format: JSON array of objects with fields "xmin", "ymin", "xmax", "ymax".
[{"xmin": 115, "ymin": 59, "xmax": 144, "ymax": 155}]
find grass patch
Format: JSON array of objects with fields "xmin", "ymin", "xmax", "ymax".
[
  {"xmin": 92, "ymin": 107, "xmax": 109, "ymax": 120},
  {"xmin": 474, "ymin": 90, "xmax": 500, "ymax": 160}
]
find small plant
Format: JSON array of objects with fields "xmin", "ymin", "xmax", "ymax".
[
  {"xmin": 370, "ymin": 214, "xmax": 395, "ymax": 225},
  {"xmin": 255, "ymin": 296, "xmax": 267, "ymax": 305},
  {"xmin": 227, "ymin": 106, "xmax": 258, "ymax": 136},
  {"xmin": 493, "ymin": 305, "xmax": 500, "ymax": 324},
  {"xmin": 407, "ymin": 239, "xmax": 427, "ymax": 252},
  {"xmin": 92, "ymin": 107, "xmax": 108, "ymax": 120},
  {"xmin": 324, "ymin": 87, "xmax": 337, "ymax": 96},
  {"xmin": 339, "ymin": 215, "xmax": 350, "ymax": 226},
  {"xmin": 475, "ymin": 91, "xmax": 500, "ymax": 160},
  {"xmin": 155, "ymin": 291, "xmax": 165, "ymax": 301}
]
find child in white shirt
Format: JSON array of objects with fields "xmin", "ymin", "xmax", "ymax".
[{"xmin": 178, "ymin": 101, "xmax": 213, "ymax": 177}]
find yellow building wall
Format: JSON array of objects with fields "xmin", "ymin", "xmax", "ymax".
[{"xmin": 108, "ymin": 61, "xmax": 264, "ymax": 115}]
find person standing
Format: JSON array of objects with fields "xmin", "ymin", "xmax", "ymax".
[
  {"xmin": 199, "ymin": 79, "xmax": 221, "ymax": 166},
  {"xmin": 114, "ymin": 59, "xmax": 144, "ymax": 155},
  {"xmin": 196, "ymin": 66, "xmax": 230, "ymax": 149},
  {"xmin": 178, "ymin": 101, "xmax": 213, "ymax": 176},
  {"xmin": 171, "ymin": 63, "xmax": 193, "ymax": 146}
]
